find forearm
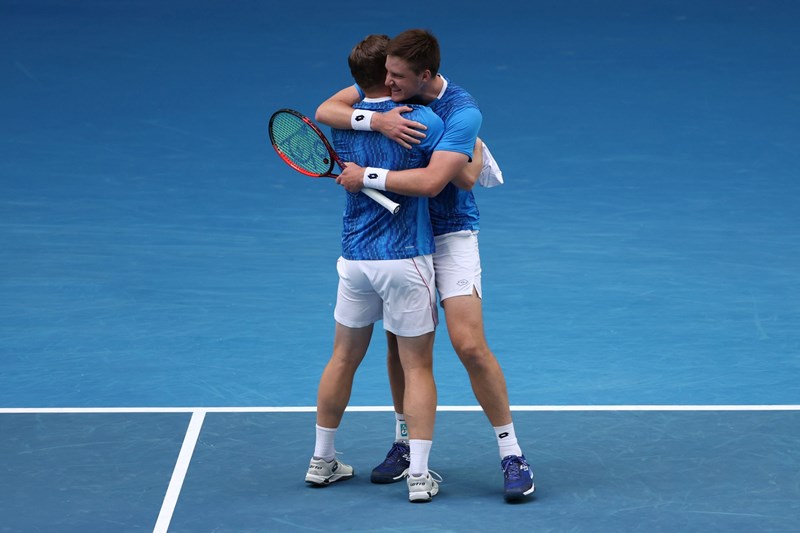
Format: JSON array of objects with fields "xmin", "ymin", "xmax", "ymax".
[
  {"xmin": 315, "ymin": 87, "xmax": 361, "ymax": 128},
  {"xmin": 365, "ymin": 151, "xmax": 470, "ymax": 198},
  {"xmin": 384, "ymin": 168, "xmax": 451, "ymax": 197}
]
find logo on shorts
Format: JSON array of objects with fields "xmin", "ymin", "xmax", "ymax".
[{"xmin": 456, "ymin": 279, "xmax": 469, "ymax": 287}]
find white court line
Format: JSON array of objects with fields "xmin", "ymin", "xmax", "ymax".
[
  {"xmin": 1, "ymin": 405, "xmax": 799, "ymax": 414},
  {"xmin": 153, "ymin": 410, "xmax": 205, "ymax": 533},
  {"xmin": 3, "ymin": 403, "xmax": 797, "ymax": 532}
]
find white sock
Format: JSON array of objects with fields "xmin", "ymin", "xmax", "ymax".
[
  {"xmin": 494, "ymin": 422, "xmax": 523, "ymax": 459},
  {"xmin": 313, "ymin": 424, "xmax": 337, "ymax": 462},
  {"xmin": 395, "ymin": 413, "xmax": 408, "ymax": 443},
  {"xmin": 408, "ymin": 439, "xmax": 432, "ymax": 476}
]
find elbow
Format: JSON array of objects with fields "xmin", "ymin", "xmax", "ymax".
[
  {"xmin": 315, "ymin": 101, "xmax": 334, "ymax": 124},
  {"xmin": 424, "ymin": 181, "xmax": 448, "ymax": 197},
  {"xmin": 452, "ymin": 175, "xmax": 477, "ymax": 192},
  {"xmin": 459, "ymin": 179, "xmax": 477, "ymax": 192}
]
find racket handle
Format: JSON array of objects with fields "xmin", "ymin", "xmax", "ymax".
[{"xmin": 362, "ymin": 188, "xmax": 401, "ymax": 215}]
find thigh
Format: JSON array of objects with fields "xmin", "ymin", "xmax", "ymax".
[
  {"xmin": 442, "ymin": 290, "xmax": 488, "ymax": 351},
  {"xmin": 331, "ymin": 322, "xmax": 374, "ymax": 366},
  {"xmin": 395, "ymin": 331, "xmax": 435, "ymax": 369}
]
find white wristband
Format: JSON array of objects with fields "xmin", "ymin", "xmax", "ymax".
[
  {"xmin": 351, "ymin": 109, "xmax": 375, "ymax": 131},
  {"xmin": 363, "ymin": 167, "xmax": 388, "ymax": 191}
]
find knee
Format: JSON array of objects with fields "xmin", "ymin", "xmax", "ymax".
[{"xmin": 454, "ymin": 342, "xmax": 494, "ymax": 372}]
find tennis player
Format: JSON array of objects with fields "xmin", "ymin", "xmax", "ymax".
[
  {"xmin": 316, "ymin": 29, "xmax": 534, "ymax": 502},
  {"xmin": 304, "ymin": 34, "xmax": 445, "ymax": 503}
]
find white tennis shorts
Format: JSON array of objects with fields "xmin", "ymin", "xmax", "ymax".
[
  {"xmin": 334, "ymin": 255, "xmax": 438, "ymax": 337},
  {"xmin": 433, "ymin": 230, "xmax": 482, "ymax": 302}
]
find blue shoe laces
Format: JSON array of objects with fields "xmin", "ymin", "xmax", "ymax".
[
  {"xmin": 501, "ymin": 455, "xmax": 526, "ymax": 480},
  {"xmin": 386, "ymin": 441, "xmax": 409, "ymax": 464}
]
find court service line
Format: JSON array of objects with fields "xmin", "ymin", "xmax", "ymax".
[
  {"xmin": 153, "ymin": 409, "xmax": 205, "ymax": 533},
  {"xmin": 1, "ymin": 405, "xmax": 799, "ymax": 414}
]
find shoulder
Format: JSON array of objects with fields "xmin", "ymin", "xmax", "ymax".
[
  {"xmin": 446, "ymin": 105, "xmax": 482, "ymax": 133},
  {"xmin": 406, "ymin": 105, "xmax": 444, "ymax": 126},
  {"xmin": 441, "ymin": 79, "xmax": 479, "ymax": 109},
  {"xmin": 433, "ymin": 79, "xmax": 481, "ymax": 125}
]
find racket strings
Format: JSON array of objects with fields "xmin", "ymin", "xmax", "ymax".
[{"xmin": 270, "ymin": 113, "xmax": 332, "ymax": 176}]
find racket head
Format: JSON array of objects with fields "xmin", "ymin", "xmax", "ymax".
[{"xmin": 269, "ymin": 109, "xmax": 339, "ymax": 177}]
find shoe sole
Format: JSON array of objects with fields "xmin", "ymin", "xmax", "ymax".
[
  {"xmin": 408, "ymin": 483, "xmax": 439, "ymax": 503},
  {"xmin": 305, "ymin": 473, "xmax": 354, "ymax": 486},
  {"xmin": 409, "ymin": 490, "xmax": 436, "ymax": 503},
  {"xmin": 503, "ymin": 483, "xmax": 535, "ymax": 502},
  {"xmin": 370, "ymin": 472, "xmax": 407, "ymax": 484}
]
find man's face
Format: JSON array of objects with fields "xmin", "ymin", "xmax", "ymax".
[{"xmin": 385, "ymin": 55, "xmax": 428, "ymax": 102}]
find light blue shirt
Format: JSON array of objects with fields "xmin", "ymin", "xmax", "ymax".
[{"xmin": 427, "ymin": 76, "xmax": 483, "ymax": 236}]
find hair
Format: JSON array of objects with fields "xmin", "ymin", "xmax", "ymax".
[
  {"xmin": 386, "ymin": 29, "xmax": 440, "ymax": 76},
  {"xmin": 348, "ymin": 34, "xmax": 390, "ymax": 90}
]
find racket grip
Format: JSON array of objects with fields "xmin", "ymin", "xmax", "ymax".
[{"xmin": 362, "ymin": 188, "xmax": 401, "ymax": 215}]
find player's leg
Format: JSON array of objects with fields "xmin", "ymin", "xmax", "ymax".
[
  {"xmin": 435, "ymin": 231, "xmax": 534, "ymax": 500},
  {"xmin": 435, "ymin": 231, "xmax": 514, "ymax": 428},
  {"xmin": 371, "ymin": 331, "xmax": 411, "ymax": 484},
  {"xmin": 395, "ymin": 331, "xmax": 439, "ymax": 502},
  {"xmin": 315, "ymin": 322, "xmax": 374, "ymax": 429},
  {"xmin": 387, "ymin": 332, "xmax": 406, "ymax": 426},
  {"xmin": 306, "ymin": 257, "xmax": 381, "ymax": 486},
  {"xmin": 373, "ymin": 255, "xmax": 439, "ymax": 501},
  {"xmin": 442, "ymin": 291, "xmax": 534, "ymax": 500},
  {"xmin": 395, "ymin": 333, "xmax": 436, "ymax": 442},
  {"xmin": 306, "ymin": 322, "xmax": 371, "ymax": 486},
  {"xmin": 442, "ymin": 292, "xmax": 513, "ymax": 428}
]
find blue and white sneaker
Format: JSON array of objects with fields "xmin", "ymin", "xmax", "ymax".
[
  {"xmin": 370, "ymin": 441, "xmax": 410, "ymax": 484},
  {"xmin": 501, "ymin": 455, "xmax": 535, "ymax": 502}
]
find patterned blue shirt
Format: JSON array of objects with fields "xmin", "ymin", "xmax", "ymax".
[
  {"xmin": 332, "ymin": 98, "xmax": 444, "ymax": 260},
  {"xmin": 427, "ymin": 76, "xmax": 483, "ymax": 236}
]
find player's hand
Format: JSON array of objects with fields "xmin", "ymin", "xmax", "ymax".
[
  {"xmin": 337, "ymin": 163, "xmax": 366, "ymax": 193},
  {"xmin": 373, "ymin": 107, "xmax": 427, "ymax": 149}
]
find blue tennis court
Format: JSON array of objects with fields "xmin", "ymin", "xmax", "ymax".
[{"xmin": 2, "ymin": 0, "xmax": 799, "ymax": 531}]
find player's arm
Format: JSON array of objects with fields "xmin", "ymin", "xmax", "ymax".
[
  {"xmin": 338, "ymin": 150, "xmax": 469, "ymax": 197},
  {"xmin": 451, "ymin": 137, "xmax": 484, "ymax": 191},
  {"xmin": 379, "ymin": 137, "xmax": 483, "ymax": 195},
  {"xmin": 316, "ymin": 87, "xmax": 427, "ymax": 149},
  {"xmin": 337, "ymin": 107, "xmax": 481, "ymax": 196},
  {"xmin": 315, "ymin": 86, "xmax": 362, "ymax": 126}
]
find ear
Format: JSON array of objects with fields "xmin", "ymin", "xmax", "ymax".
[{"xmin": 421, "ymin": 69, "xmax": 432, "ymax": 83}]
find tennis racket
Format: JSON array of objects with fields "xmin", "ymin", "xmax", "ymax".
[{"xmin": 268, "ymin": 108, "xmax": 401, "ymax": 215}]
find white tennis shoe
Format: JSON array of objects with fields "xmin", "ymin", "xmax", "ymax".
[
  {"xmin": 305, "ymin": 457, "xmax": 354, "ymax": 486},
  {"xmin": 407, "ymin": 470, "xmax": 441, "ymax": 502}
]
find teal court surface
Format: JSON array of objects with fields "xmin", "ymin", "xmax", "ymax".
[{"xmin": 2, "ymin": 0, "xmax": 799, "ymax": 531}]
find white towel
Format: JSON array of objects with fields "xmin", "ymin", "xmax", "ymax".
[{"xmin": 477, "ymin": 141, "xmax": 504, "ymax": 188}]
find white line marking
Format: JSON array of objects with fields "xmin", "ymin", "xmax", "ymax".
[
  {"xmin": 0, "ymin": 405, "xmax": 798, "ymax": 414},
  {"xmin": 504, "ymin": 405, "xmax": 800, "ymax": 411},
  {"xmin": 153, "ymin": 410, "xmax": 205, "ymax": 533}
]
